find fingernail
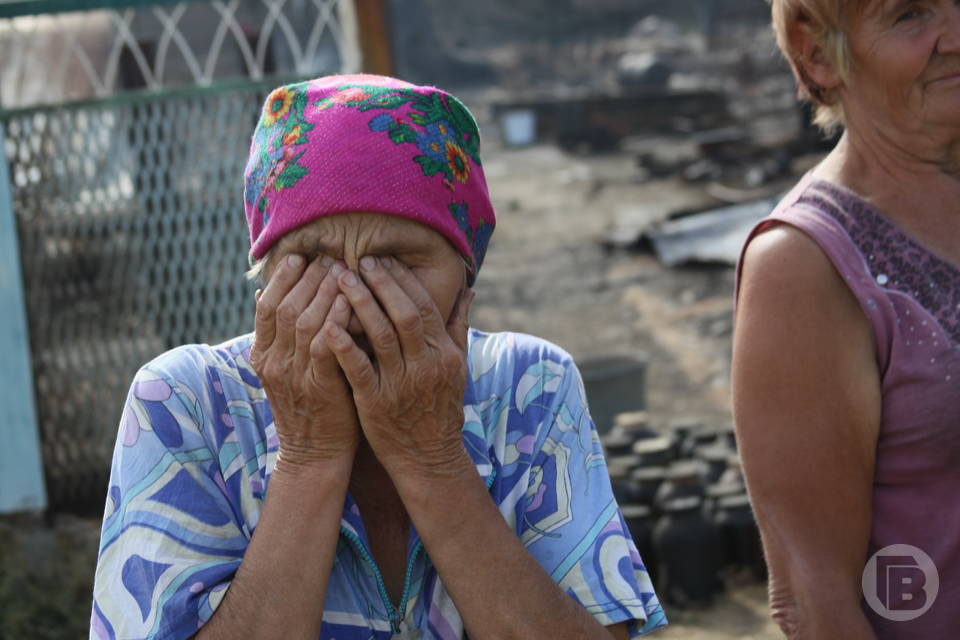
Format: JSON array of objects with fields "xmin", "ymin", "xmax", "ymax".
[
  {"xmin": 334, "ymin": 295, "xmax": 347, "ymax": 312},
  {"xmin": 360, "ymin": 256, "xmax": 376, "ymax": 272},
  {"xmin": 380, "ymin": 256, "xmax": 393, "ymax": 268},
  {"xmin": 255, "ymin": 289, "xmax": 262, "ymax": 302},
  {"xmin": 325, "ymin": 322, "xmax": 342, "ymax": 338},
  {"xmin": 341, "ymin": 271, "xmax": 359, "ymax": 287},
  {"xmin": 320, "ymin": 254, "xmax": 334, "ymax": 268},
  {"xmin": 287, "ymin": 254, "xmax": 303, "ymax": 268},
  {"xmin": 330, "ymin": 262, "xmax": 344, "ymax": 276}
]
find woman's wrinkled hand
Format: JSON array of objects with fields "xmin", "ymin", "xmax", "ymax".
[
  {"xmin": 250, "ymin": 254, "xmax": 360, "ymax": 469},
  {"xmin": 322, "ymin": 255, "xmax": 475, "ymax": 482}
]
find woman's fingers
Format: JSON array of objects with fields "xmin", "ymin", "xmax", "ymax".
[
  {"xmin": 322, "ymin": 315, "xmax": 378, "ymax": 397},
  {"xmin": 307, "ymin": 292, "xmax": 351, "ymax": 383},
  {"xmin": 358, "ymin": 256, "xmax": 427, "ymax": 361},
  {"xmin": 446, "ymin": 288, "xmax": 475, "ymax": 354},
  {"xmin": 254, "ymin": 254, "xmax": 308, "ymax": 355},
  {"xmin": 337, "ymin": 264, "xmax": 402, "ymax": 372},
  {"xmin": 382, "ymin": 257, "xmax": 446, "ymax": 336},
  {"xmin": 294, "ymin": 262, "xmax": 345, "ymax": 372},
  {"xmin": 327, "ymin": 293, "xmax": 352, "ymax": 332},
  {"xmin": 272, "ymin": 256, "xmax": 334, "ymax": 357}
]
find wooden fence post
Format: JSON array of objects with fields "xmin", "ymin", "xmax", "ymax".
[{"xmin": 353, "ymin": 0, "xmax": 394, "ymax": 76}]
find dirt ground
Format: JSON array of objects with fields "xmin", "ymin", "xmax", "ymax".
[
  {"xmin": 474, "ymin": 144, "xmax": 738, "ymax": 428},
  {"xmin": 475, "ymin": 143, "xmax": 783, "ymax": 637}
]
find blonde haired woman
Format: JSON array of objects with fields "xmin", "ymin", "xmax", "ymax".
[{"xmin": 733, "ymin": 1, "xmax": 960, "ymax": 638}]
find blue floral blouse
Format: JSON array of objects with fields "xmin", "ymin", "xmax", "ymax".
[{"xmin": 91, "ymin": 329, "xmax": 666, "ymax": 639}]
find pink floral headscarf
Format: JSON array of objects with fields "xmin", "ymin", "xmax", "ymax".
[{"xmin": 243, "ymin": 74, "xmax": 496, "ymax": 286}]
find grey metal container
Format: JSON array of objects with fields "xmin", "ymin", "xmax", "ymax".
[{"xmin": 579, "ymin": 353, "xmax": 647, "ymax": 435}]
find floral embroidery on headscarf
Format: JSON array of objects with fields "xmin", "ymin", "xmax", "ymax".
[
  {"xmin": 246, "ymin": 83, "xmax": 316, "ymax": 214},
  {"xmin": 315, "ymin": 86, "xmax": 373, "ymax": 109},
  {"xmin": 317, "ymin": 84, "xmax": 481, "ymax": 187},
  {"xmin": 445, "ymin": 141, "xmax": 471, "ymax": 183},
  {"xmin": 262, "ymin": 87, "xmax": 295, "ymax": 126},
  {"xmin": 414, "ymin": 120, "xmax": 457, "ymax": 163},
  {"xmin": 449, "ymin": 202, "xmax": 493, "ymax": 273}
]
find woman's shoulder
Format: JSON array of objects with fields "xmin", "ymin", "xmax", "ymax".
[
  {"xmin": 738, "ymin": 175, "xmax": 883, "ymax": 307},
  {"xmin": 741, "ymin": 224, "xmax": 839, "ymax": 288},
  {"xmin": 135, "ymin": 333, "xmax": 259, "ymax": 397},
  {"xmin": 737, "ymin": 223, "xmax": 872, "ymax": 338},
  {"xmin": 740, "ymin": 165, "xmax": 879, "ymax": 315},
  {"xmin": 128, "ymin": 334, "xmax": 268, "ymax": 459},
  {"xmin": 764, "ymin": 175, "xmax": 892, "ymax": 258},
  {"xmin": 466, "ymin": 329, "xmax": 582, "ymax": 422},
  {"xmin": 467, "ymin": 329, "xmax": 575, "ymax": 378},
  {"xmin": 465, "ymin": 330, "xmax": 589, "ymax": 464}
]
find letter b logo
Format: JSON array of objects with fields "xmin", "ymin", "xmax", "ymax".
[
  {"xmin": 876, "ymin": 555, "xmax": 927, "ymax": 610},
  {"xmin": 863, "ymin": 545, "xmax": 939, "ymax": 621}
]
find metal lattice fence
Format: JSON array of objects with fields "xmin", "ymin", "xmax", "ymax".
[{"xmin": 0, "ymin": 0, "xmax": 362, "ymax": 514}]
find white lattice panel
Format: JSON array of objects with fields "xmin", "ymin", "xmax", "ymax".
[{"xmin": 0, "ymin": 0, "xmax": 361, "ymax": 109}]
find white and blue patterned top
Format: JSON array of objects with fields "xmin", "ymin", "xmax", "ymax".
[{"xmin": 91, "ymin": 329, "xmax": 666, "ymax": 639}]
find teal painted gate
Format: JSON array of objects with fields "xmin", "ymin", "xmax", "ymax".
[{"xmin": 0, "ymin": 0, "xmax": 361, "ymax": 514}]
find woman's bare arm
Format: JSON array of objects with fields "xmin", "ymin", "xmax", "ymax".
[
  {"xmin": 395, "ymin": 456, "xmax": 634, "ymax": 639},
  {"xmin": 196, "ymin": 254, "xmax": 360, "ymax": 638},
  {"xmin": 326, "ymin": 256, "xmax": 642, "ymax": 639},
  {"xmin": 192, "ymin": 462, "xmax": 351, "ymax": 639},
  {"xmin": 732, "ymin": 226, "xmax": 881, "ymax": 640}
]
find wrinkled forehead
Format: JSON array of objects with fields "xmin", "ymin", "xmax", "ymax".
[{"xmin": 271, "ymin": 211, "xmax": 455, "ymax": 259}]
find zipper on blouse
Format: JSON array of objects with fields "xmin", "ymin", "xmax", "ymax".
[
  {"xmin": 339, "ymin": 526, "xmax": 422, "ymax": 634},
  {"xmin": 395, "ymin": 540, "xmax": 424, "ymax": 632},
  {"xmin": 338, "ymin": 468, "xmax": 498, "ymax": 634}
]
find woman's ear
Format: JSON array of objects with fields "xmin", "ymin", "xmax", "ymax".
[{"xmin": 788, "ymin": 19, "xmax": 843, "ymax": 101}]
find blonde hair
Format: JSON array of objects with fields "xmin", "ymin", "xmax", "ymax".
[
  {"xmin": 769, "ymin": 0, "xmax": 867, "ymax": 133},
  {"xmin": 245, "ymin": 248, "xmax": 273, "ymax": 286}
]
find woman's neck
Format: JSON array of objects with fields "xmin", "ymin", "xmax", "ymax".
[
  {"xmin": 349, "ymin": 438, "xmax": 405, "ymax": 511},
  {"xmin": 817, "ymin": 124, "xmax": 958, "ymax": 203},
  {"xmin": 814, "ymin": 130, "xmax": 960, "ymax": 263}
]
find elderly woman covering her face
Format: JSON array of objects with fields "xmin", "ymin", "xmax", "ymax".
[
  {"xmin": 89, "ymin": 75, "xmax": 666, "ymax": 640},
  {"xmin": 733, "ymin": 1, "xmax": 960, "ymax": 638}
]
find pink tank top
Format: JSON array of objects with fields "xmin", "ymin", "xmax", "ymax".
[{"xmin": 738, "ymin": 176, "xmax": 960, "ymax": 638}]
